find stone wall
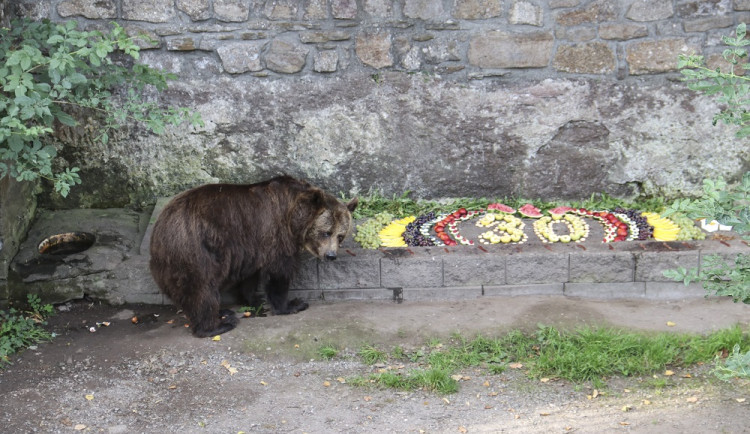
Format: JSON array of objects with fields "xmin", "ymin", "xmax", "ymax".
[
  {"xmin": 0, "ymin": 176, "xmax": 37, "ymax": 306},
  {"xmin": 8, "ymin": 0, "xmax": 750, "ymax": 208}
]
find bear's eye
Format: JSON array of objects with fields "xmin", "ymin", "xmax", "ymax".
[
  {"xmin": 337, "ymin": 234, "xmax": 344, "ymax": 243},
  {"xmin": 321, "ymin": 231, "xmax": 332, "ymax": 238}
]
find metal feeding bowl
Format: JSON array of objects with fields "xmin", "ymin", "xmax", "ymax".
[{"xmin": 37, "ymin": 232, "xmax": 96, "ymax": 255}]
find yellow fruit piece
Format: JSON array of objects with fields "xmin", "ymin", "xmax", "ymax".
[
  {"xmin": 642, "ymin": 212, "xmax": 680, "ymax": 240},
  {"xmin": 378, "ymin": 216, "xmax": 415, "ymax": 247}
]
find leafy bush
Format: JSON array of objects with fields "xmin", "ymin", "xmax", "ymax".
[
  {"xmin": 666, "ymin": 23, "xmax": 750, "ymax": 380},
  {"xmin": 677, "ymin": 22, "xmax": 750, "ymax": 137},
  {"xmin": 0, "ymin": 294, "xmax": 55, "ymax": 366},
  {"xmin": 664, "ymin": 171, "xmax": 750, "ymax": 235},
  {"xmin": 0, "ymin": 19, "xmax": 202, "ymax": 196}
]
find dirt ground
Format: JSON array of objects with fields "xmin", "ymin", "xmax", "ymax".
[{"xmin": 1, "ymin": 295, "xmax": 749, "ymax": 433}]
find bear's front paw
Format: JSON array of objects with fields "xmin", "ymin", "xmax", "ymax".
[{"xmin": 288, "ymin": 298, "xmax": 309, "ymax": 313}]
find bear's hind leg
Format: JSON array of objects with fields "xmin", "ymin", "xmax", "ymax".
[
  {"xmin": 266, "ymin": 274, "xmax": 309, "ymax": 315},
  {"xmin": 184, "ymin": 290, "xmax": 238, "ymax": 338}
]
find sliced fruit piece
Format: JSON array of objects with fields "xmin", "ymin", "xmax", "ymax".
[
  {"xmin": 487, "ymin": 203, "xmax": 516, "ymax": 214},
  {"xmin": 518, "ymin": 203, "xmax": 543, "ymax": 218},
  {"xmin": 549, "ymin": 206, "xmax": 574, "ymax": 217}
]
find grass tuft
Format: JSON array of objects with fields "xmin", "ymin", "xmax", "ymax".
[{"xmin": 348, "ymin": 325, "xmax": 750, "ymax": 394}]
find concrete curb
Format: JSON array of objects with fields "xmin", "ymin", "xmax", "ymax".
[{"xmin": 7, "ymin": 204, "xmax": 749, "ymax": 305}]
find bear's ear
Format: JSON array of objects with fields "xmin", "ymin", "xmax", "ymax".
[{"xmin": 346, "ymin": 197, "xmax": 358, "ymax": 213}]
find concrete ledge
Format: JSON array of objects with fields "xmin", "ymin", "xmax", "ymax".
[
  {"xmin": 484, "ymin": 283, "xmax": 564, "ymax": 297},
  {"xmin": 7, "ymin": 206, "xmax": 750, "ymax": 305},
  {"xmin": 564, "ymin": 282, "xmax": 646, "ymax": 299}
]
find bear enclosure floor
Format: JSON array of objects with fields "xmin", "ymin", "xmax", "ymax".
[{"xmin": 1, "ymin": 296, "xmax": 749, "ymax": 433}]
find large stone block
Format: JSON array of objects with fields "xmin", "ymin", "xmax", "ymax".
[
  {"xmin": 569, "ymin": 251, "xmax": 635, "ymax": 283},
  {"xmin": 468, "ymin": 31, "xmax": 554, "ymax": 68},
  {"xmin": 626, "ymin": 0, "xmax": 674, "ymax": 21},
  {"xmin": 356, "ymin": 30, "xmax": 393, "ymax": 68},
  {"xmin": 216, "ymin": 42, "xmax": 264, "ymax": 73},
  {"xmin": 683, "ymin": 15, "xmax": 735, "ymax": 33},
  {"xmin": 265, "ymin": 39, "xmax": 309, "ymax": 74},
  {"xmin": 555, "ymin": 0, "xmax": 618, "ymax": 26},
  {"xmin": 57, "ymin": 0, "xmax": 116, "ymax": 19},
  {"xmin": 314, "ymin": 50, "xmax": 340, "ymax": 72},
  {"xmin": 403, "ymin": 0, "xmax": 445, "ymax": 20},
  {"xmin": 598, "ymin": 23, "xmax": 648, "ymax": 40},
  {"xmin": 634, "ymin": 251, "xmax": 700, "ymax": 282},
  {"xmin": 264, "ymin": 0, "xmax": 299, "ymax": 20},
  {"xmin": 363, "ymin": 0, "xmax": 393, "ymax": 17},
  {"xmin": 553, "ymin": 42, "xmax": 616, "ymax": 74},
  {"xmin": 380, "ymin": 255, "xmax": 443, "ymax": 288},
  {"xmin": 626, "ymin": 38, "xmax": 695, "ymax": 74},
  {"xmin": 506, "ymin": 252, "xmax": 568, "ymax": 284},
  {"xmin": 214, "ymin": 0, "xmax": 250, "ymax": 22},
  {"xmin": 319, "ymin": 255, "xmax": 381, "ymax": 289},
  {"xmin": 509, "ymin": 1, "xmax": 543, "ymax": 26},
  {"xmin": 332, "ymin": 0, "xmax": 358, "ymax": 19},
  {"xmin": 176, "ymin": 0, "xmax": 211, "ymax": 20},
  {"xmin": 677, "ymin": 0, "xmax": 733, "ymax": 18},
  {"xmin": 443, "ymin": 252, "xmax": 505, "ymax": 286},
  {"xmin": 453, "ymin": 0, "xmax": 503, "ymax": 20},
  {"xmin": 122, "ymin": 0, "xmax": 176, "ymax": 22}
]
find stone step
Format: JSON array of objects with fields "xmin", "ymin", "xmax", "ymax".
[{"xmin": 8, "ymin": 205, "xmax": 748, "ymax": 306}]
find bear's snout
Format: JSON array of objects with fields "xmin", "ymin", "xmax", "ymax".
[{"xmin": 324, "ymin": 251, "xmax": 337, "ymax": 261}]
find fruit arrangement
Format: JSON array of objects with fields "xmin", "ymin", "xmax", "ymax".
[
  {"xmin": 433, "ymin": 208, "xmax": 481, "ymax": 246},
  {"xmin": 533, "ymin": 212, "xmax": 589, "ymax": 243},
  {"xmin": 354, "ymin": 202, "xmax": 708, "ymax": 249},
  {"xmin": 476, "ymin": 212, "xmax": 527, "ymax": 244},
  {"xmin": 354, "ymin": 212, "xmax": 394, "ymax": 249},
  {"xmin": 403, "ymin": 211, "xmax": 438, "ymax": 247},
  {"xmin": 379, "ymin": 216, "xmax": 415, "ymax": 247},
  {"xmin": 670, "ymin": 213, "xmax": 706, "ymax": 241},
  {"xmin": 641, "ymin": 212, "xmax": 681, "ymax": 241}
]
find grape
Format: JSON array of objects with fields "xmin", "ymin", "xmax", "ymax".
[
  {"xmin": 355, "ymin": 212, "xmax": 396, "ymax": 249},
  {"xmin": 614, "ymin": 207, "xmax": 654, "ymax": 240},
  {"xmin": 404, "ymin": 211, "xmax": 437, "ymax": 246},
  {"xmin": 670, "ymin": 213, "xmax": 706, "ymax": 241}
]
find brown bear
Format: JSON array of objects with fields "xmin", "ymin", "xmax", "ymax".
[{"xmin": 149, "ymin": 175, "xmax": 358, "ymax": 337}]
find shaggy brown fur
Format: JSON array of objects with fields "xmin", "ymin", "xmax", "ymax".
[{"xmin": 149, "ymin": 176, "xmax": 357, "ymax": 337}]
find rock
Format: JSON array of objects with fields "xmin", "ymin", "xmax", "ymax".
[
  {"xmin": 468, "ymin": 31, "xmax": 554, "ymax": 68},
  {"xmin": 57, "ymin": 0, "xmax": 116, "ymax": 19},
  {"xmin": 217, "ymin": 42, "xmax": 265, "ymax": 73},
  {"xmin": 553, "ymin": 42, "xmax": 616, "ymax": 74},
  {"xmin": 265, "ymin": 39, "xmax": 309, "ymax": 74},
  {"xmin": 122, "ymin": 0, "xmax": 176, "ymax": 22},
  {"xmin": 356, "ymin": 30, "xmax": 393, "ymax": 69},
  {"xmin": 626, "ymin": 0, "xmax": 674, "ymax": 22}
]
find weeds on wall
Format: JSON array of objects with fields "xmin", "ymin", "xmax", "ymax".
[
  {"xmin": 664, "ymin": 23, "xmax": 750, "ymax": 381},
  {"xmin": 0, "ymin": 19, "xmax": 202, "ymax": 196},
  {"xmin": 677, "ymin": 22, "xmax": 750, "ymax": 137}
]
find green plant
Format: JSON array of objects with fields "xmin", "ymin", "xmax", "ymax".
[
  {"xmin": 664, "ymin": 171, "xmax": 750, "ymax": 235},
  {"xmin": 714, "ymin": 344, "xmax": 750, "ymax": 380},
  {"xmin": 677, "ymin": 23, "xmax": 750, "ymax": 137},
  {"xmin": 1, "ymin": 294, "xmax": 55, "ymax": 366},
  {"xmin": 318, "ymin": 345, "xmax": 339, "ymax": 360},
  {"xmin": 0, "ymin": 18, "xmax": 202, "ymax": 196},
  {"xmin": 344, "ymin": 326, "xmax": 749, "ymax": 394},
  {"xmin": 358, "ymin": 344, "xmax": 387, "ymax": 365},
  {"xmin": 662, "ymin": 171, "xmax": 750, "ymax": 305}
]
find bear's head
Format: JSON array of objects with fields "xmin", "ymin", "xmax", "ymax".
[{"xmin": 303, "ymin": 195, "xmax": 358, "ymax": 261}]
